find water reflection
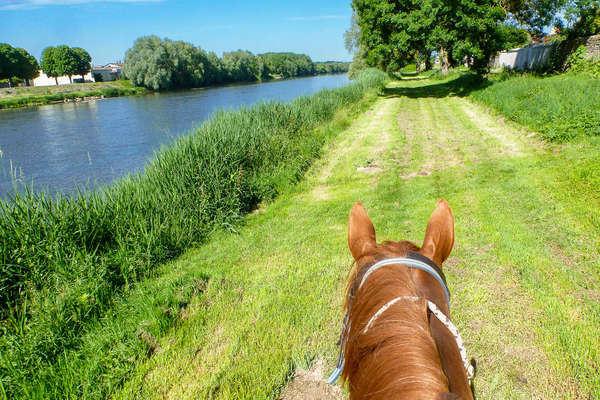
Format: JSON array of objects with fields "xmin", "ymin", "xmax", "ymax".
[{"xmin": 0, "ymin": 74, "xmax": 349, "ymax": 197}]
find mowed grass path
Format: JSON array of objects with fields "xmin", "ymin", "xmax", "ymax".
[{"xmin": 116, "ymin": 79, "xmax": 600, "ymax": 399}]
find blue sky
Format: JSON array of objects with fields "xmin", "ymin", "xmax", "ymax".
[{"xmin": 1, "ymin": 0, "xmax": 354, "ymax": 65}]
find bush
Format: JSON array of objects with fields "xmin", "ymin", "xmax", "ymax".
[
  {"xmin": 565, "ymin": 45, "xmax": 600, "ymax": 78},
  {"xmin": 0, "ymin": 68, "xmax": 388, "ymax": 399}
]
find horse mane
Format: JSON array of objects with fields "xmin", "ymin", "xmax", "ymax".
[{"xmin": 341, "ymin": 241, "xmax": 451, "ymax": 399}]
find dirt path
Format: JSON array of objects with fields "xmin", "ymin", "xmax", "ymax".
[{"xmin": 116, "ymin": 80, "xmax": 600, "ymax": 399}]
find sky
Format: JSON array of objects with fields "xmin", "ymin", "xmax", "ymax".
[{"xmin": 0, "ymin": 0, "xmax": 354, "ymax": 65}]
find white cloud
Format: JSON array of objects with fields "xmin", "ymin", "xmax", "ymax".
[
  {"xmin": 286, "ymin": 15, "xmax": 348, "ymax": 21},
  {"xmin": 0, "ymin": 0, "xmax": 165, "ymax": 10}
]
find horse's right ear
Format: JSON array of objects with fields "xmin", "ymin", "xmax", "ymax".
[
  {"xmin": 348, "ymin": 202, "xmax": 376, "ymax": 261},
  {"xmin": 421, "ymin": 199, "xmax": 455, "ymax": 266}
]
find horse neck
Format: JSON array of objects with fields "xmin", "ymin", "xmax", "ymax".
[{"xmin": 342, "ymin": 269, "xmax": 450, "ymax": 400}]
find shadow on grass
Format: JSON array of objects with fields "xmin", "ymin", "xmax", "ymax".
[{"xmin": 382, "ymin": 73, "xmax": 493, "ymax": 99}]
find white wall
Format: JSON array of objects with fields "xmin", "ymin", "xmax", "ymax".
[
  {"xmin": 494, "ymin": 43, "xmax": 554, "ymax": 70},
  {"xmin": 33, "ymin": 71, "xmax": 94, "ymax": 86}
]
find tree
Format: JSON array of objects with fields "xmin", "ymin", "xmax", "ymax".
[
  {"xmin": 351, "ymin": 0, "xmax": 508, "ymax": 75},
  {"xmin": 14, "ymin": 48, "xmax": 39, "ymax": 86},
  {"xmin": 564, "ymin": 1, "xmax": 600, "ymax": 37},
  {"xmin": 41, "ymin": 46, "xmax": 61, "ymax": 85},
  {"xmin": 205, "ymin": 51, "xmax": 225, "ymax": 85},
  {"xmin": 0, "ymin": 43, "xmax": 20, "ymax": 87},
  {"xmin": 497, "ymin": 24, "xmax": 530, "ymax": 50},
  {"xmin": 72, "ymin": 47, "xmax": 92, "ymax": 81},
  {"xmin": 124, "ymin": 36, "xmax": 209, "ymax": 90},
  {"xmin": 222, "ymin": 50, "xmax": 262, "ymax": 82},
  {"xmin": 54, "ymin": 45, "xmax": 79, "ymax": 83},
  {"xmin": 426, "ymin": 0, "xmax": 507, "ymax": 74},
  {"xmin": 504, "ymin": 0, "xmax": 569, "ymax": 36},
  {"xmin": 258, "ymin": 52, "xmax": 315, "ymax": 78}
]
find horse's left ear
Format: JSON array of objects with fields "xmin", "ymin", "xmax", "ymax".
[
  {"xmin": 421, "ymin": 199, "xmax": 455, "ymax": 266},
  {"xmin": 348, "ymin": 202, "xmax": 376, "ymax": 261}
]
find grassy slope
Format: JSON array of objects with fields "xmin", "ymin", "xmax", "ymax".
[
  {"xmin": 112, "ymin": 77, "xmax": 600, "ymax": 399},
  {"xmin": 470, "ymin": 73, "xmax": 600, "ymax": 141}
]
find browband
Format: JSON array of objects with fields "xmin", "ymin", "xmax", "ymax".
[{"xmin": 358, "ymin": 253, "xmax": 450, "ymax": 305}]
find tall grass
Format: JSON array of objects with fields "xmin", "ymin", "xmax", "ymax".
[
  {"xmin": 0, "ymin": 68, "xmax": 388, "ymax": 399},
  {"xmin": 470, "ymin": 73, "xmax": 600, "ymax": 142}
]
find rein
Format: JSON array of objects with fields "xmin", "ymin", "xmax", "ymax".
[{"xmin": 328, "ymin": 253, "xmax": 474, "ymax": 386}]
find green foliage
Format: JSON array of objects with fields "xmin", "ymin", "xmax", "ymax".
[
  {"xmin": 15, "ymin": 48, "xmax": 40, "ymax": 82},
  {"xmin": 505, "ymin": 0, "xmax": 568, "ymax": 35},
  {"xmin": 565, "ymin": 45, "xmax": 600, "ymax": 77},
  {"xmin": 313, "ymin": 61, "xmax": 349, "ymax": 74},
  {"xmin": 222, "ymin": 49, "xmax": 263, "ymax": 82},
  {"xmin": 348, "ymin": 46, "xmax": 369, "ymax": 79},
  {"xmin": 53, "ymin": 45, "xmax": 79, "ymax": 82},
  {"xmin": 497, "ymin": 24, "xmax": 530, "ymax": 50},
  {"xmin": 0, "ymin": 44, "xmax": 38, "ymax": 85},
  {"xmin": 0, "ymin": 69, "xmax": 388, "ymax": 399},
  {"xmin": 259, "ymin": 52, "xmax": 314, "ymax": 78},
  {"xmin": 123, "ymin": 36, "xmax": 206, "ymax": 90},
  {"xmin": 40, "ymin": 47, "xmax": 57, "ymax": 77},
  {"xmin": 351, "ymin": 0, "xmax": 508, "ymax": 75},
  {"xmin": 204, "ymin": 51, "xmax": 226, "ymax": 84},
  {"xmin": 0, "ymin": 43, "xmax": 20, "ymax": 82},
  {"xmin": 123, "ymin": 36, "xmax": 351, "ymax": 90},
  {"xmin": 72, "ymin": 47, "xmax": 91, "ymax": 79},
  {"xmin": 564, "ymin": 2, "xmax": 600, "ymax": 37},
  {"xmin": 471, "ymin": 73, "xmax": 600, "ymax": 141}
]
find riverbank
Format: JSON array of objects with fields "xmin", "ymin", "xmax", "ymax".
[
  {"xmin": 0, "ymin": 80, "xmax": 147, "ymax": 109},
  {"xmin": 111, "ymin": 76, "xmax": 598, "ymax": 399},
  {"xmin": 0, "ymin": 73, "xmax": 348, "ymax": 110},
  {"xmin": 0, "ymin": 69, "xmax": 388, "ymax": 399}
]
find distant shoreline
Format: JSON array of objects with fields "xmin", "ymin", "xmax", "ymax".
[
  {"xmin": 0, "ymin": 73, "xmax": 349, "ymax": 111},
  {"xmin": 0, "ymin": 81, "xmax": 146, "ymax": 110}
]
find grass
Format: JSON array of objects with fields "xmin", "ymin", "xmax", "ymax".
[
  {"xmin": 0, "ymin": 81, "xmax": 146, "ymax": 109},
  {"xmin": 2, "ymin": 70, "xmax": 599, "ymax": 399},
  {"xmin": 470, "ymin": 72, "xmax": 600, "ymax": 142},
  {"xmin": 106, "ymin": 76, "xmax": 599, "ymax": 399},
  {"xmin": 0, "ymin": 80, "xmax": 136, "ymax": 98},
  {"xmin": 0, "ymin": 69, "xmax": 388, "ymax": 399},
  {"xmin": 401, "ymin": 68, "xmax": 600, "ymax": 143}
]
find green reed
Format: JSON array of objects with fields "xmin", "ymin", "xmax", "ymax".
[{"xmin": 0, "ymin": 68, "xmax": 387, "ymax": 399}]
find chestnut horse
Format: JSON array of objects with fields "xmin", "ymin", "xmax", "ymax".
[{"xmin": 331, "ymin": 199, "xmax": 474, "ymax": 400}]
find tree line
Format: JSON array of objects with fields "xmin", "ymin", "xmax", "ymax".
[
  {"xmin": 347, "ymin": 0, "xmax": 599, "ymax": 76},
  {"xmin": 123, "ymin": 36, "xmax": 349, "ymax": 90},
  {"xmin": 0, "ymin": 43, "xmax": 92, "ymax": 87}
]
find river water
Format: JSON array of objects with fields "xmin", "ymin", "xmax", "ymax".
[{"xmin": 0, "ymin": 74, "xmax": 350, "ymax": 198}]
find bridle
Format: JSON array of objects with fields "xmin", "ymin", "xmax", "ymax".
[{"xmin": 328, "ymin": 252, "xmax": 474, "ymax": 386}]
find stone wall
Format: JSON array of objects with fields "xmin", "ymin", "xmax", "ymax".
[{"xmin": 583, "ymin": 34, "xmax": 600, "ymax": 59}]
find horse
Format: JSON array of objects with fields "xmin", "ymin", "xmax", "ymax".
[{"xmin": 330, "ymin": 199, "xmax": 474, "ymax": 400}]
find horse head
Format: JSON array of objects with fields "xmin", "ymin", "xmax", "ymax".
[{"xmin": 338, "ymin": 199, "xmax": 474, "ymax": 400}]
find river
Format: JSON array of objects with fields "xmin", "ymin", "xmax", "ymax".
[{"xmin": 0, "ymin": 74, "xmax": 350, "ymax": 198}]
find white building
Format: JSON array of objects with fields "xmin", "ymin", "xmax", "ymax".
[
  {"xmin": 33, "ymin": 71, "xmax": 93, "ymax": 86},
  {"xmin": 91, "ymin": 63, "xmax": 123, "ymax": 82},
  {"xmin": 32, "ymin": 63, "xmax": 123, "ymax": 86}
]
